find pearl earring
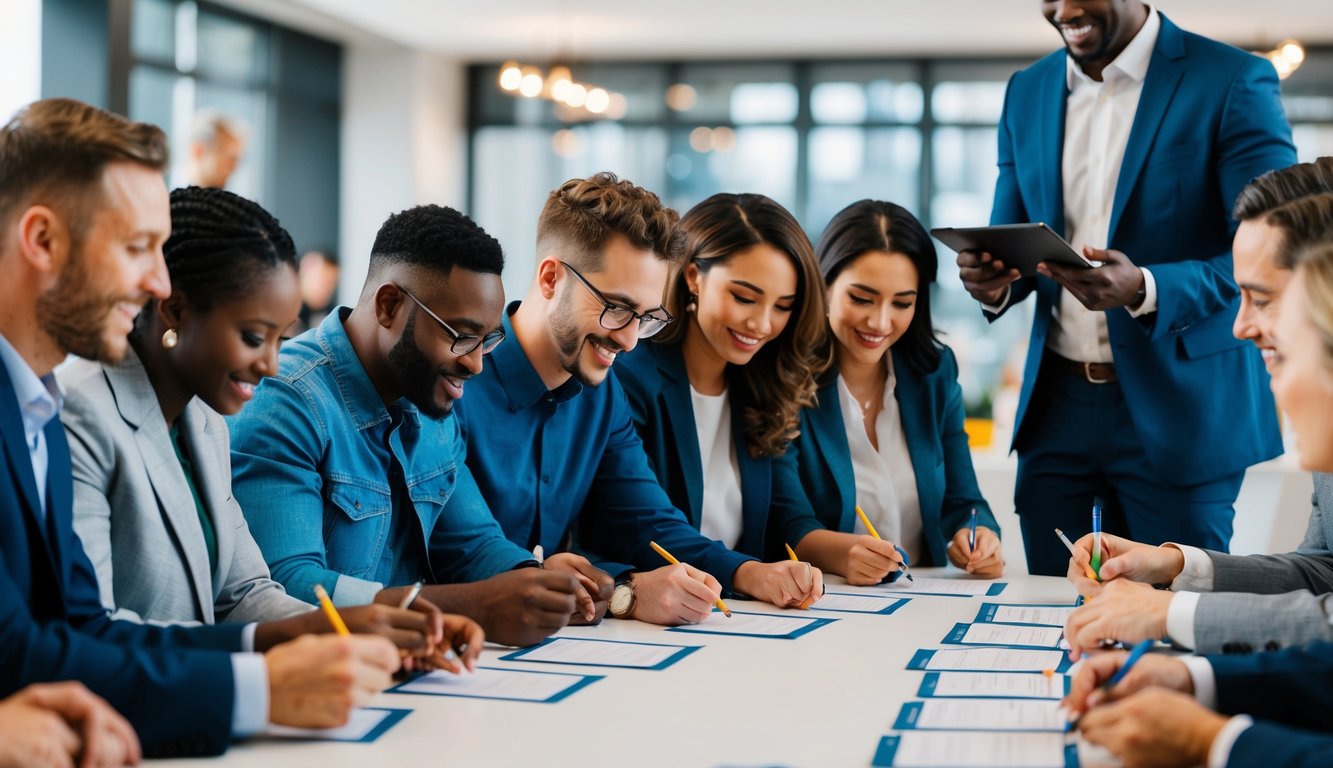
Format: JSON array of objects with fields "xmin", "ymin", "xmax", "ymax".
[
  {"xmin": 686, "ymin": 292, "xmax": 698, "ymax": 314},
  {"xmin": 161, "ymin": 328, "xmax": 178, "ymax": 349}
]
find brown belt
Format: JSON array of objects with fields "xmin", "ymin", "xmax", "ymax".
[{"xmin": 1046, "ymin": 352, "xmax": 1117, "ymax": 384}]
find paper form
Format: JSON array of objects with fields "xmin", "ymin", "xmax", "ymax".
[
  {"xmin": 863, "ymin": 578, "xmax": 1007, "ymax": 597},
  {"xmin": 918, "ymin": 672, "xmax": 1066, "ymax": 699},
  {"xmin": 389, "ymin": 666, "xmax": 600, "ymax": 703},
  {"xmin": 499, "ymin": 637, "xmax": 699, "ymax": 670},
  {"xmin": 263, "ymin": 707, "xmax": 409, "ymax": 742},
  {"xmin": 666, "ymin": 610, "xmax": 834, "ymax": 639},
  {"xmin": 909, "ymin": 647, "xmax": 1069, "ymax": 673},
  {"xmin": 976, "ymin": 604, "xmax": 1075, "ymax": 626},
  {"xmin": 806, "ymin": 592, "xmax": 910, "ymax": 614},
  {"xmin": 894, "ymin": 698, "xmax": 1065, "ymax": 731},
  {"xmin": 872, "ymin": 732, "xmax": 1070, "ymax": 767},
  {"xmin": 947, "ymin": 622, "xmax": 1065, "ymax": 648}
]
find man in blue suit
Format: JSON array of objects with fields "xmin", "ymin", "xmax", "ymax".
[
  {"xmin": 0, "ymin": 98, "xmax": 397, "ymax": 757},
  {"xmin": 958, "ymin": 1, "xmax": 1296, "ymax": 574},
  {"xmin": 1062, "ymin": 643, "xmax": 1333, "ymax": 766}
]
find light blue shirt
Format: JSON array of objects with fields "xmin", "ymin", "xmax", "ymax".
[
  {"xmin": 0, "ymin": 334, "xmax": 61, "ymax": 519},
  {"xmin": 0, "ymin": 334, "xmax": 267, "ymax": 738}
]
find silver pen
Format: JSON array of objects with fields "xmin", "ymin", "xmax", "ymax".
[{"xmin": 397, "ymin": 579, "xmax": 425, "ymax": 610}]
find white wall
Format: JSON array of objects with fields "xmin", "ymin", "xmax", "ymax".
[
  {"xmin": 0, "ymin": 0, "xmax": 42, "ymax": 122},
  {"xmin": 338, "ymin": 45, "xmax": 468, "ymax": 305}
]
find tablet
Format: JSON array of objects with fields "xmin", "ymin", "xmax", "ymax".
[{"xmin": 930, "ymin": 223, "xmax": 1095, "ymax": 277}]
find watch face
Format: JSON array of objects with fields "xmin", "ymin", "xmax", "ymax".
[{"xmin": 610, "ymin": 583, "xmax": 634, "ymax": 616}]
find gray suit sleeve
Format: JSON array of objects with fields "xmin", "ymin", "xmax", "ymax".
[
  {"xmin": 1191, "ymin": 590, "xmax": 1333, "ymax": 653},
  {"xmin": 1206, "ymin": 472, "xmax": 1333, "ymax": 594}
]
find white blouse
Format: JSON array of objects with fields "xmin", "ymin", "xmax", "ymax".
[
  {"xmin": 837, "ymin": 356, "xmax": 924, "ymax": 564},
  {"xmin": 691, "ymin": 386, "xmax": 744, "ymax": 550}
]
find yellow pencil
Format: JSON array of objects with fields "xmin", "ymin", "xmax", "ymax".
[
  {"xmin": 649, "ymin": 540, "xmax": 731, "ymax": 617},
  {"xmin": 854, "ymin": 505, "xmax": 881, "ymax": 540},
  {"xmin": 312, "ymin": 584, "xmax": 351, "ymax": 636},
  {"xmin": 785, "ymin": 543, "xmax": 814, "ymax": 610}
]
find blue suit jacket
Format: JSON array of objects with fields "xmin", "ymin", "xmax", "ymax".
[
  {"xmin": 1210, "ymin": 641, "xmax": 1333, "ymax": 733},
  {"xmin": 989, "ymin": 13, "xmax": 1295, "ymax": 482},
  {"xmin": 790, "ymin": 346, "xmax": 998, "ymax": 567},
  {"xmin": 614, "ymin": 342, "xmax": 821, "ymax": 561},
  {"xmin": 1228, "ymin": 722, "xmax": 1333, "ymax": 766},
  {"xmin": 0, "ymin": 354, "xmax": 240, "ymax": 757}
]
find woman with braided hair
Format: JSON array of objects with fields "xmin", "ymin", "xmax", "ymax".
[{"xmin": 58, "ymin": 186, "xmax": 480, "ymax": 670}]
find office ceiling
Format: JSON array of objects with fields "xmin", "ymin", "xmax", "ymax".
[{"xmin": 220, "ymin": 0, "xmax": 1333, "ymax": 59}]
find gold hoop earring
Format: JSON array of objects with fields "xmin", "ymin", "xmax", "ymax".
[{"xmin": 161, "ymin": 328, "xmax": 178, "ymax": 349}]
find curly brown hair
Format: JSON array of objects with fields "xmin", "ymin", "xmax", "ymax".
[
  {"xmin": 536, "ymin": 171, "xmax": 683, "ymax": 270},
  {"xmin": 656, "ymin": 193, "xmax": 829, "ymax": 458}
]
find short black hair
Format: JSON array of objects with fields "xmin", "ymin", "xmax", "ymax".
[
  {"xmin": 162, "ymin": 186, "xmax": 296, "ymax": 313},
  {"xmin": 816, "ymin": 199, "xmax": 941, "ymax": 378},
  {"xmin": 369, "ymin": 204, "xmax": 503, "ymax": 278}
]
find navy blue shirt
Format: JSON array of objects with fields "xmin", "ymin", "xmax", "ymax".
[{"xmin": 454, "ymin": 303, "xmax": 754, "ymax": 591}]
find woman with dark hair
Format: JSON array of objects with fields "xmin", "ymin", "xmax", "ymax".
[
  {"xmin": 792, "ymin": 199, "xmax": 1003, "ymax": 583},
  {"xmin": 59, "ymin": 186, "xmax": 477, "ymax": 669},
  {"xmin": 614, "ymin": 193, "xmax": 826, "ymax": 602}
]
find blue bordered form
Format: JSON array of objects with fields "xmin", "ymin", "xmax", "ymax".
[
  {"xmin": 907, "ymin": 648, "xmax": 1074, "ymax": 674},
  {"xmin": 386, "ymin": 666, "xmax": 602, "ymax": 703},
  {"xmin": 917, "ymin": 671, "xmax": 1072, "ymax": 699},
  {"xmin": 498, "ymin": 637, "xmax": 702, "ymax": 670},
  {"xmin": 665, "ymin": 610, "xmax": 836, "ymax": 639},
  {"xmin": 263, "ymin": 707, "xmax": 411, "ymax": 743},
  {"xmin": 941, "ymin": 622, "xmax": 1065, "ymax": 650},
  {"xmin": 874, "ymin": 581, "xmax": 1009, "ymax": 598},
  {"xmin": 872, "ymin": 733, "xmax": 1079, "ymax": 767},
  {"xmin": 974, "ymin": 603, "xmax": 1076, "ymax": 626},
  {"xmin": 805, "ymin": 592, "xmax": 911, "ymax": 615},
  {"xmin": 892, "ymin": 700, "xmax": 1064, "ymax": 732}
]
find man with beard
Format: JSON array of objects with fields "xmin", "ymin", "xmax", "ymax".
[
  {"xmin": 229, "ymin": 205, "xmax": 601, "ymax": 648},
  {"xmin": 956, "ymin": 0, "xmax": 1297, "ymax": 575},
  {"xmin": 453, "ymin": 173, "xmax": 821, "ymax": 625},
  {"xmin": 0, "ymin": 98, "xmax": 398, "ymax": 759}
]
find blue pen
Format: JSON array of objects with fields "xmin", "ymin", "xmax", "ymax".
[
  {"xmin": 1090, "ymin": 496, "xmax": 1105, "ymax": 580},
  {"xmin": 1066, "ymin": 638, "xmax": 1155, "ymax": 732},
  {"xmin": 968, "ymin": 508, "xmax": 978, "ymax": 551}
]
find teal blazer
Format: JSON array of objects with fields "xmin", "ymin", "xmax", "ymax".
[
  {"xmin": 791, "ymin": 345, "xmax": 997, "ymax": 567},
  {"xmin": 613, "ymin": 343, "xmax": 822, "ymax": 561}
]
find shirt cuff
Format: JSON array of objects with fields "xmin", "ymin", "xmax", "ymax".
[
  {"xmin": 1167, "ymin": 590, "xmax": 1201, "ymax": 650},
  {"xmin": 240, "ymin": 623, "xmax": 258, "ymax": 653},
  {"xmin": 1167, "ymin": 544, "xmax": 1215, "ymax": 591},
  {"xmin": 1182, "ymin": 655, "xmax": 1218, "ymax": 709},
  {"xmin": 230, "ymin": 653, "xmax": 269, "ymax": 738},
  {"xmin": 981, "ymin": 285, "xmax": 1012, "ymax": 314},
  {"xmin": 1209, "ymin": 715, "xmax": 1254, "ymax": 768},
  {"xmin": 332, "ymin": 573, "xmax": 384, "ymax": 607},
  {"xmin": 1128, "ymin": 266, "xmax": 1158, "ymax": 317}
]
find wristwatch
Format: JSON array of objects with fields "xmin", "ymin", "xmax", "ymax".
[
  {"xmin": 1129, "ymin": 273, "xmax": 1148, "ymax": 310},
  {"xmin": 609, "ymin": 573, "xmax": 637, "ymax": 619}
]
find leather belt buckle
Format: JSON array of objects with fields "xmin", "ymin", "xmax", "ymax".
[{"xmin": 1084, "ymin": 361, "xmax": 1112, "ymax": 384}]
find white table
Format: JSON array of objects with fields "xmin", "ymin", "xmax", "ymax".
[{"xmin": 160, "ymin": 570, "xmax": 1082, "ymax": 768}]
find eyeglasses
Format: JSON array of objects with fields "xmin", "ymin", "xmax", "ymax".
[
  {"xmin": 397, "ymin": 285, "xmax": 506, "ymax": 355},
  {"xmin": 559, "ymin": 261, "xmax": 674, "ymax": 339}
]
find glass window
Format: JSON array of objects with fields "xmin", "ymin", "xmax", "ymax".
[
  {"xmin": 673, "ymin": 63, "xmax": 798, "ymax": 123},
  {"xmin": 666, "ymin": 126, "xmax": 797, "ymax": 215},
  {"xmin": 195, "ymin": 9, "xmax": 266, "ymax": 82},
  {"xmin": 807, "ymin": 127, "xmax": 921, "ymax": 236},
  {"xmin": 809, "ymin": 63, "xmax": 923, "ymax": 124},
  {"xmin": 130, "ymin": 0, "xmax": 175, "ymax": 63}
]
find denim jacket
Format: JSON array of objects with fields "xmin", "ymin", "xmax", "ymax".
[{"xmin": 227, "ymin": 308, "xmax": 531, "ymax": 606}]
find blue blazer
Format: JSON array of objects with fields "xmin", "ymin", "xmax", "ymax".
[
  {"xmin": 1229, "ymin": 722, "xmax": 1333, "ymax": 767},
  {"xmin": 990, "ymin": 13, "xmax": 1295, "ymax": 482},
  {"xmin": 0, "ymin": 354, "xmax": 240, "ymax": 757},
  {"xmin": 791, "ymin": 346, "xmax": 997, "ymax": 568},
  {"xmin": 1211, "ymin": 641, "xmax": 1333, "ymax": 733},
  {"xmin": 614, "ymin": 342, "xmax": 821, "ymax": 561}
]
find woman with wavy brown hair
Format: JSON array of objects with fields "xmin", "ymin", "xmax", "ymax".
[{"xmin": 614, "ymin": 192, "xmax": 830, "ymax": 566}]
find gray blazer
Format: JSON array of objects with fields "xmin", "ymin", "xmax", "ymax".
[
  {"xmin": 60, "ymin": 349, "xmax": 310, "ymax": 626},
  {"xmin": 1191, "ymin": 472, "xmax": 1333, "ymax": 652}
]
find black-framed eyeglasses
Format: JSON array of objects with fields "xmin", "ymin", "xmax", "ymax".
[
  {"xmin": 397, "ymin": 285, "xmax": 506, "ymax": 355},
  {"xmin": 559, "ymin": 261, "xmax": 674, "ymax": 339}
]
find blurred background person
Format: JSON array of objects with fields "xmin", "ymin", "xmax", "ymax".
[
  {"xmin": 186, "ymin": 109, "xmax": 247, "ymax": 190},
  {"xmin": 297, "ymin": 248, "xmax": 340, "ymax": 333}
]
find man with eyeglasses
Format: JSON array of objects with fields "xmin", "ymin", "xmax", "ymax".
[
  {"xmin": 454, "ymin": 173, "xmax": 821, "ymax": 625},
  {"xmin": 229, "ymin": 205, "xmax": 603, "ymax": 648}
]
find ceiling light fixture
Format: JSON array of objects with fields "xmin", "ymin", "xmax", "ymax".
[
  {"xmin": 1254, "ymin": 39, "xmax": 1305, "ymax": 80},
  {"xmin": 494, "ymin": 62, "xmax": 622, "ymax": 121}
]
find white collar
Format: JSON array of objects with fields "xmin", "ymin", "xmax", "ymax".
[{"xmin": 1066, "ymin": 5, "xmax": 1160, "ymax": 88}]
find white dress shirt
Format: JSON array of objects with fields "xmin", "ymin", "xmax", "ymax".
[
  {"xmin": 691, "ymin": 386, "xmax": 744, "ymax": 550},
  {"xmin": 838, "ymin": 358, "xmax": 924, "ymax": 564},
  {"xmin": 0, "ymin": 333, "xmax": 268, "ymax": 737},
  {"xmin": 1049, "ymin": 6, "xmax": 1161, "ymax": 363}
]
